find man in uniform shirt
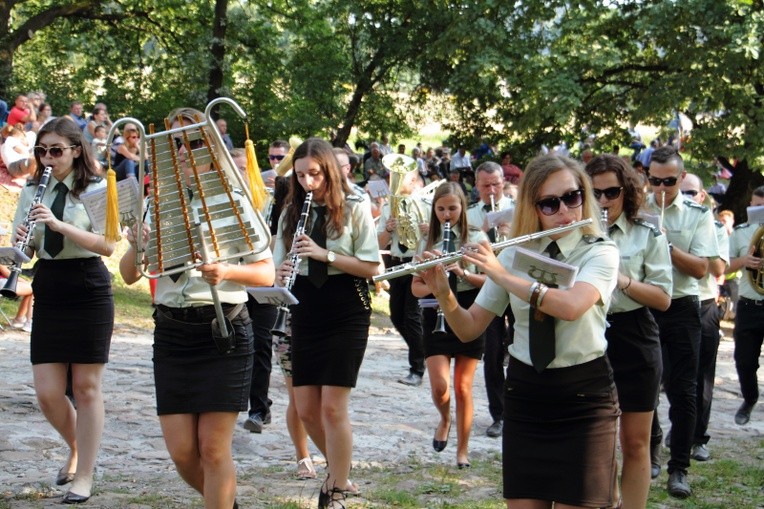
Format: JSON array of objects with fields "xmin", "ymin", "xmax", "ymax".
[
  {"xmin": 726, "ymin": 185, "xmax": 764, "ymax": 427},
  {"xmin": 644, "ymin": 146, "xmax": 718, "ymax": 498},
  {"xmin": 377, "ymin": 171, "xmax": 427, "ymax": 386},
  {"xmin": 680, "ymin": 174, "xmax": 729, "ymax": 462},
  {"xmin": 466, "ymin": 161, "xmax": 513, "ymax": 438}
]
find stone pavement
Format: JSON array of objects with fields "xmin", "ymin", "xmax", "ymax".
[{"xmin": 0, "ymin": 323, "xmax": 761, "ymax": 508}]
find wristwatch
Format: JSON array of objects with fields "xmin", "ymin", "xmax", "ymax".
[
  {"xmin": 326, "ymin": 250, "xmax": 336, "ymax": 264},
  {"xmin": 459, "ymin": 268, "xmax": 470, "ymax": 282}
]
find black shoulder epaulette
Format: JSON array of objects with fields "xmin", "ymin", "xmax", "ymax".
[
  {"xmin": 88, "ymin": 176, "xmax": 104, "ymax": 183},
  {"xmin": 582, "ymin": 234, "xmax": 605, "ymax": 244},
  {"xmin": 26, "ymin": 179, "xmax": 36, "ymax": 187},
  {"xmin": 684, "ymin": 200, "xmax": 708, "ymax": 213},
  {"xmin": 734, "ymin": 223, "xmax": 752, "ymax": 230},
  {"xmin": 633, "ymin": 217, "xmax": 662, "ymax": 237},
  {"xmin": 467, "ymin": 201, "xmax": 482, "ymax": 209}
]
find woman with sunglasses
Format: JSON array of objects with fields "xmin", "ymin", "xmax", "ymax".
[
  {"xmin": 119, "ymin": 107, "xmax": 275, "ymax": 508},
  {"xmin": 411, "ymin": 182, "xmax": 487, "ymax": 469},
  {"xmin": 11, "ymin": 117, "xmax": 116, "ymax": 503},
  {"xmin": 419, "ymin": 154, "xmax": 621, "ymax": 509},
  {"xmin": 586, "ymin": 154, "xmax": 672, "ymax": 509},
  {"xmin": 274, "ymin": 138, "xmax": 379, "ymax": 508},
  {"xmin": 113, "ymin": 124, "xmax": 142, "ymax": 181}
]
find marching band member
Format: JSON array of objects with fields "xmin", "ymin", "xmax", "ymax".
[
  {"xmin": 586, "ymin": 155, "xmax": 672, "ymax": 509},
  {"xmin": 273, "ymin": 138, "xmax": 379, "ymax": 508},
  {"xmin": 643, "ymin": 146, "xmax": 717, "ymax": 498},
  {"xmin": 411, "ymin": 182, "xmax": 488, "ymax": 469},
  {"xmin": 726, "ymin": 185, "xmax": 764, "ymax": 426},
  {"xmin": 420, "ymin": 154, "xmax": 621, "ymax": 509},
  {"xmin": 119, "ymin": 107, "xmax": 275, "ymax": 509},
  {"xmin": 466, "ymin": 161, "xmax": 514, "ymax": 438},
  {"xmin": 12, "ymin": 117, "xmax": 116, "ymax": 504}
]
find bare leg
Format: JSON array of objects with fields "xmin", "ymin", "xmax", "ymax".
[
  {"xmin": 506, "ymin": 499, "xmax": 552, "ymax": 509},
  {"xmin": 320, "ymin": 386, "xmax": 352, "ymax": 494},
  {"xmin": 619, "ymin": 411, "xmax": 653, "ymax": 509},
  {"xmin": 453, "ymin": 355, "xmax": 478, "ymax": 466},
  {"xmin": 426, "ymin": 355, "xmax": 452, "ymax": 444},
  {"xmin": 198, "ymin": 412, "xmax": 239, "ymax": 509},
  {"xmin": 67, "ymin": 363, "xmax": 106, "ymax": 497},
  {"xmin": 32, "ymin": 364, "xmax": 78, "ymax": 479},
  {"xmin": 285, "ymin": 377, "xmax": 319, "ymax": 479},
  {"xmin": 160, "ymin": 414, "xmax": 204, "ymax": 494}
]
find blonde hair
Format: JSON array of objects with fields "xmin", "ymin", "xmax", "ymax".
[{"xmin": 510, "ymin": 154, "xmax": 602, "ymax": 238}]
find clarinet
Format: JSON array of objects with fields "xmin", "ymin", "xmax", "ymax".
[
  {"xmin": 1, "ymin": 166, "xmax": 53, "ymax": 298},
  {"xmin": 270, "ymin": 191, "xmax": 313, "ymax": 336},
  {"xmin": 432, "ymin": 220, "xmax": 452, "ymax": 335}
]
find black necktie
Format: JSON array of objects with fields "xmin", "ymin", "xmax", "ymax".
[
  {"xmin": 308, "ymin": 206, "xmax": 328, "ymax": 288},
  {"xmin": 529, "ymin": 241, "xmax": 560, "ymax": 373},
  {"xmin": 483, "ymin": 203, "xmax": 496, "ymax": 242},
  {"xmin": 45, "ymin": 182, "xmax": 68, "ymax": 258},
  {"xmin": 397, "ymin": 201, "xmax": 409, "ymax": 253}
]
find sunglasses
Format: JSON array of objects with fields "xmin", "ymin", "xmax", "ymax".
[
  {"xmin": 173, "ymin": 137, "xmax": 205, "ymax": 151},
  {"xmin": 682, "ymin": 189, "xmax": 699, "ymax": 197},
  {"xmin": 593, "ymin": 186, "xmax": 623, "ymax": 201},
  {"xmin": 647, "ymin": 176, "xmax": 679, "ymax": 187},
  {"xmin": 268, "ymin": 154, "xmax": 286, "ymax": 161},
  {"xmin": 34, "ymin": 145, "xmax": 76, "ymax": 158},
  {"xmin": 535, "ymin": 189, "xmax": 584, "ymax": 216}
]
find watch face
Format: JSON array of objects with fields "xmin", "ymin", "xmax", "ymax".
[{"xmin": 327, "ymin": 251, "xmax": 336, "ymax": 263}]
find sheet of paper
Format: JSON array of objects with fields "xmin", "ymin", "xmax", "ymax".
[{"xmin": 80, "ymin": 178, "xmax": 141, "ymax": 234}]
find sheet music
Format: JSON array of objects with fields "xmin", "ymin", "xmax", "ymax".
[
  {"xmin": 247, "ymin": 286, "xmax": 300, "ymax": 307},
  {"xmin": 366, "ymin": 179, "xmax": 390, "ymax": 199},
  {"xmin": 81, "ymin": 178, "xmax": 141, "ymax": 234},
  {"xmin": 747, "ymin": 205, "xmax": 764, "ymax": 225},
  {"xmin": 512, "ymin": 246, "xmax": 579, "ymax": 289}
]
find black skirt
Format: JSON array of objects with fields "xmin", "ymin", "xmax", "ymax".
[
  {"xmin": 606, "ymin": 306, "xmax": 662, "ymax": 412},
  {"xmin": 503, "ymin": 356, "xmax": 620, "ymax": 507},
  {"xmin": 290, "ymin": 274, "xmax": 371, "ymax": 388},
  {"xmin": 153, "ymin": 304, "xmax": 253, "ymax": 415},
  {"xmin": 422, "ymin": 288, "xmax": 484, "ymax": 359},
  {"xmin": 31, "ymin": 258, "xmax": 114, "ymax": 365}
]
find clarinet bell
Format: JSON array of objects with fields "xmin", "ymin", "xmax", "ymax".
[
  {"xmin": 432, "ymin": 307, "xmax": 447, "ymax": 335},
  {"xmin": 0, "ymin": 269, "xmax": 20, "ymax": 300},
  {"xmin": 270, "ymin": 307, "xmax": 289, "ymax": 337}
]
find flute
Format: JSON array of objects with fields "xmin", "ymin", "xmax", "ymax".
[
  {"xmin": 659, "ymin": 190, "xmax": 666, "ymax": 231},
  {"xmin": 374, "ymin": 219, "xmax": 592, "ymax": 282}
]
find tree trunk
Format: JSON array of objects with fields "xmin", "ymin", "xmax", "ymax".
[{"xmin": 207, "ymin": 0, "xmax": 229, "ymax": 110}]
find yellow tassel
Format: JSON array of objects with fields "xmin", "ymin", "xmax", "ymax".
[
  {"xmin": 244, "ymin": 126, "xmax": 267, "ymax": 211},
  {"xmin": 104, "ymin": 167, "xmax": 120, "ymax": 242}
]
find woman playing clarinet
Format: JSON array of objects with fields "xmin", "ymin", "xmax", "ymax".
[
  {"xmin": 273, "ymin": 138, "xmax": 379, "ymax": 508},
  {"xmin": 419, "ymin": 154, "xmax": 621, "ymax": 509},
  {"xmin": 586, "ymin": 155, "xmax": 672, "ymax": 508},
  {"xmin": 411, "ymin": 182, "xmax": 487, "ymax": 469},
  {"xmin": 119, "ymin": 107, "xmax": 275, "ymax": 508},
  {"xmin": 12, "ymin": 117, "xmax": 115, "ymax": 504}
]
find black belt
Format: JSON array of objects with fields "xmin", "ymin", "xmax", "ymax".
[
  {"xmin": 739, "ymin": 296, "xmax": 764, "ymax": 306},
  {"xmin": 156, "ymin": 303, "xmax": 243, "ymax": 322}
]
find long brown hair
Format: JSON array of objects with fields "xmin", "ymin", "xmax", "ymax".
[
  {"xmin": 282, "ymin": 138, "xmax": 351, "ymax": 250},
  {"xmin": 425, "ymin": 182, "xmax": 469, "ymax": 250},
  {"xmin": 585, "ymin": 154, "xmax": 644, "ymax": 222},
  {"xmin": 34, "ymin": 117, "xmax": 99, "ymax": 197}
]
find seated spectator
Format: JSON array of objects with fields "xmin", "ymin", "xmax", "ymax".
[
  {"xmin": 503, "ymin": 181, "xmax": 518, "ymax": 200},
  {"xmin": 65, "ymin": 101, "xmax": 88, "ymax": 131},
  {"xmin": 91, "ymin": 125, "xmax": 109, "ymax": 166},
  {"xmin": 35, "ymin": 102, "xmax": 54, "ymax": 130},
  {"xmin": 26, "ymin": 91, "xmax": 44, "ymax": 130},
  {"xmin": 113, "ymin": 124, "xmax": 141, "ymax": 180},
  {"xmin": 447, "ymin": 168, "xmax": 468, "ymax": 195},
  {"xmin": 499, "ymin": 150, "xmax": 523, "ymax": 184},
  {"xmin": 1, "ymin": 124, "xmax": 36, "ymax": 178},
  {"xmin": 6, "ymin": 95, "xmax": 34, "ymax": 128},
  {"xmin": 0, "ymin": 265, "xmax": 34, "ymax": 332},
  {"xmin": 0, "ymin": 98, "xmax": 8, "ymax": 126},
  {"xmin": 84, "ymin": 104, "xmax": 111, "ymax": 144}
]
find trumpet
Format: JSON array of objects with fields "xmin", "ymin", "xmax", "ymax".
[
  {"xmin": 1, "ymin": 166, "xmax": 53, "ymax": 299},
  {"xmin": 373, "ymin": 219, "xmax": 593, "ymax": 282},
  {"xmin": 271, "ymin": 191, "xmax": 313, "ymax": 336},
  {"xmin": 601, "ymin": 208, "xmax": 609, "ymax": 239}
]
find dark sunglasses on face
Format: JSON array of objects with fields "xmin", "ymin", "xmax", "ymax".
[
  {"xmin": 682, "ymin": 189, "xmax": 699, "ymax": 197},
  {"xmin": 593, "ymin": 186, "xmax": 623, "ymax": 201},
  {"xmin": 268, "ymin": 154, "xmax": 286, "ymax": 161},
  {"xmin": 647, "ymin": 176, "xmax": 678, "ymax": 187},
  {"xmin": 174, "ymin": 137, "xmax": 204, "ymax": 151},
  {"xmin": 34, "ymin": 145, "xmax": 76, "ymax": 158},
  {"xmin": 535, "ymin": 189, "xmax": 584, "ymax": 216}
]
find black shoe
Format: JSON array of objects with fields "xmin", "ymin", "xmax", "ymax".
[
  {"xmin": 56, "ymin": 468, "xmax": 75, "ymax": 486},
  {"xmin": 486, "ymin": 420, "xmax": 503, "ymax": 438},
  {"xmin": 649, "ymin": 439, "xmax": 661, "ymax": 479},
  {"xmin": 691, "ymin": 443, "xmax": 710, "ymax": 461},
  {"xmin": 664, "ymin": 429, "xmax": 671, "ymax": 448},
  {"xmin": 398, "ymin": 373, "xmax": 423, "ymax": 387},
  {"xmin": 734, "ymin": 401, "xmax": 755, "ymax": 425},
  {"xmin": 667, "ymin": 470, "xmax": 691, "ymax": 498},
  {"xmin": 457, "ymin": 462, "xmax": 471, "ymax": 469},
  {"xmin": 243, "ymin": 412, "xmax": 271, "ymax": 433},
  {"xmin": 62, "ymin": 491, "xmax": 90, "ymax": 504}
]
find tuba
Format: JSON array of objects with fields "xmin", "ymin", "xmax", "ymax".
[
  {"xmin": 384, "ymin": 153, "xmax": 429, "ymax": 252},
  {"xmin": 746, "ymin": 225, "xmax": 764, "ymax": 295}
]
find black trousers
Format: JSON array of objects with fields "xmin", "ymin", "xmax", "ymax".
[
  {"xmin": 694, "ymin": 298, "xmax": 722, "ymax": 444},
  {"xmin": 650, "ymin": 295, "xmax": 701, "ymax": 473},
  {"xmin": 484, "ymin": 308, "xmax": 515, "ymax": 422},
  {"xmin": 733, "ymin": 298, "xmax": 764, "ymax": 405},
  {"xmin": 388, "ymin": 263, "xmax": 424, "ymax": 376},
  {"xmin": 246, "ymin": 296, "xmax": 278, "ymax": 417}
]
